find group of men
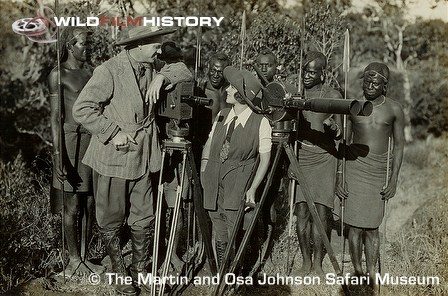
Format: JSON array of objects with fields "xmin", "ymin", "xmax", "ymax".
[{"xmin": 49, "ymin": 23, "xmax": 404, "ymax": 295}]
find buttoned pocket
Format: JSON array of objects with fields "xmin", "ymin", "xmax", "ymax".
[{"xmin": 97, "ymin": 142, "xmax": 127, "ymax": 167}]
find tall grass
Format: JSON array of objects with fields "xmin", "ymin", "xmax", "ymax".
[
  {"xmin": 0, "ymin": 154, "xmax": 60, "ymax": 293},
  {"xmin": 260, "ymin": 135, "xmax": 448, "ymax": 295},
  {"xmin": 383, "ymin": 135, "xmax": 448, "ymax": 295},
  {"xmin": 1, "ymin": 135, "xmax": 447, "ymax": 295}
]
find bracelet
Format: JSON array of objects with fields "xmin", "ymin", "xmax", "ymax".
[
  {"xmin": 53, "ymin": 151, "xmax": 60, "ymax": 155},
  {"xmin": 201, "ymin": 158, "xmax": 208, "ymax": 161},
  {"xmin": 336, "ymin": 171, "xmax": 343, "ymax": 174}
]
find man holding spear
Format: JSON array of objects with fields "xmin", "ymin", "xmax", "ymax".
[
  {"xmin": 48, "ymin": 27, "xmax": 104, "ymax": 277},
  {"xmin": 335, "ymin": 62, "xmax": 404, "ymax": 284},
  {"xmin": 291, "ymin": 51, "xmax": 343, "ymax": 276}
]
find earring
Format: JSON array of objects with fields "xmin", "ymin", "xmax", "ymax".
[{"xmin": 138, "ymin": 45, "xmax": 142, "ymax": 51}]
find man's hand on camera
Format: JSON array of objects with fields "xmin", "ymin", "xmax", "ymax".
[{"xmin": 146, "ymin": 74, "xmax": 174, "ymax": 104}]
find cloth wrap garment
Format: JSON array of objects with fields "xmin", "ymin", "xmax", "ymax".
[
  {"xmin": 294, "ymin": 143, "xmax": 337, "ymax": 208},
  {"xmin": 51, "ymin": 123, "xmax": 92, "ymax": 214},
  {"xmin": 343, "ymin": 144, "xmax": 390, "ymax": 229}
]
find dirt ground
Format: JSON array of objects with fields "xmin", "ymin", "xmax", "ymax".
[{"xmin": 7, "ymin": 138, "xmax": 448, "ymax": 296}]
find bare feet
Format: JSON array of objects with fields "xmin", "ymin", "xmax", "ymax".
[
  {"xmin": 311, "ymin": 265, "xmax": 325, "ymax": 278},
  {"xmin": 160, "ymin": 254, "xmax": 185, "ymax": 275},
  {"xmin": 170, "ymin": 254, "xmax": 185, "ymax": 273},
  {"xmin": 59, "ymin": 258, "xmax": 105, "ymax": 278},
  {"xmin": 83, "ymin": 259, "xmax": 106, "ymax": 274},
  {"xmin": 297, "ymin": 262, "xmax": 312, "ymax": 276},
  {"xmin": 61, "ymin": 258, "xmax": 84, "ymax": 277}
]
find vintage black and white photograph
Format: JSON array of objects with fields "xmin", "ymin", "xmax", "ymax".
[{"xmin": 1, "ymin": 0, "xmax": 447, "ymax": 295}]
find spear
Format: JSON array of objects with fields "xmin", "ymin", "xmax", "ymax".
[
  {"xmin": 341, "ymin": 28, "xmax": 350, "ymax": 273},
  {"xmin": 286, "ymin": 18, "xmax": 305, "ymax": 275},
  {"xmin": 239, "ymin": 11, "xmax": 246, "ymax": 70},
  {"xmin": 379, "ymin": 136, "xmax": 392, "ymax": 295},
  {"xmin": 194, "ymin": 26, "xmax": 202, "ymax": 82},
  {"xmin": 54, "ymin": 0, "xmax": 66, "ymax": 282}
]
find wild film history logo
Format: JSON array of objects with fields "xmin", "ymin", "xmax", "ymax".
[
  {"xmin": 12, "ymin": 4, "xmax": 224, "ymax": 44},
  {"xmin": 12, "ymin": 4, "xmax": 57, "ymax": 43}
]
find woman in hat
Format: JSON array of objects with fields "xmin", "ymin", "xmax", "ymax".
[{"xmin": 200, "ymin": 66, "xmax": 272, "ymax": 269}]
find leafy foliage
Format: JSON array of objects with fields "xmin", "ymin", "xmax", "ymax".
[{"xmin": 410, "ymin": 63, "xmax": 448, "ymax": 138}]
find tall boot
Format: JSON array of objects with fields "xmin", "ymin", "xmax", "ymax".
[
  {"xmin": 130, "ymin": 229, "xmax": 151, "ymax": 292},
  {"xmin": 101, "ymin": 230, "xmax": 136, "ymax": 295},
  {"xmin": 215, "ymin": 241, "xmax": 228, "ymax": 270}
]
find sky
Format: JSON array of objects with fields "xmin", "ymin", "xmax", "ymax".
[
  {"xmin": 345, "ymin": 0, "xmax": 447, "ymax": 22},
  {"xmin": 284, "ymin": 0, "xmax": 448, "ymax": 22},
  {"xmin": 406, "ymin": 0, "xmax": 448, "ymax": 21}
]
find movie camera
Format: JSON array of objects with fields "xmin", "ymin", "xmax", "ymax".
[
  {"xmin": 255, "ymin": 81, "xmax": 373, "ymax": 124},
  {"xmin": 157, "ymin": 80, "xmax": 211, "ymax": 138}
]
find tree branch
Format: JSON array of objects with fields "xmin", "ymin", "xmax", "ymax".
[{"xmin": 15, "ymin": 127, "xmax": 52, "ymax": 147}]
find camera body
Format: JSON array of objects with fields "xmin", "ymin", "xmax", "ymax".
[
  {"xmin": 158, "ymin": 81, "xmax": 194, "ymax": 120},
  {"xmin": 157, "ymin": 81, "xmax": 212, "ymax": 138},
  {"xmin": 157, "ymin": 81, "xmax": 212, "ymax": 121}
]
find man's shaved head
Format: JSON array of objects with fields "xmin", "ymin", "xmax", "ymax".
[{"xmin": 304, "ymin": 51, "xmax": 327, "ymax": 70}]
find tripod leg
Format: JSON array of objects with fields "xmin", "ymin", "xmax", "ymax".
[
  {"xmin": 61, "ymin": 188, "xmax": 66, "ymax": 282},
  {"xmin": 286, "ymin": 140, "xmax": 298, "ymax": 275},
  {"xmin": 285, "ymin": 143, "xmax": 351, "ymax": 296},
  {"xmin": 185, "ymin": 186, "xmax": 192, "ymax": 274},
  {"xmin": 341, "ymin": 198, "xmax": 346, "ymax": 273},
  {"xmin": 158, "ymin": 151, "xmax": 187, "ymax": 296},
  {"xmin": 187, "ymin": 149, "xmax": 217, "ymax": 274},
  {"xmin": 212, "ymin": 202, "xmax": 246, "ymax": 296},
  {"xmin": 80, "ymin": 201, "xmax": 87, "ymax": 262},
  {"xmin": 151, "ymin": 149, "xmax": 167, "ymax": 296},
  {"xmin": 213, "ymin": 154, "xmax": 261, "ymax": 296}
]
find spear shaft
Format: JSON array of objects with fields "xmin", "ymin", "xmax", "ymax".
[
  {"xmin": 341, "ymin": 29, "xmax": 350, "ymax": 273},
  {"xmin": 54, "ymin": 0, "xmax": 66, "ymax": 282}
]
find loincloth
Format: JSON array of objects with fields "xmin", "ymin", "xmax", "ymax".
[
  {"xmin": 294, "ymin": 143, "xmax": 337, "ymax": 208},
  {"xmin": 343, "ymin": 145, "xmax": 390, "ymax": 229},
  {"xmin": 51, "ymin": 123, "xmax": 92, "ymax": 213}
]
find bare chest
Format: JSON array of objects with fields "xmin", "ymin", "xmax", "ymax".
[{"xmin": 62, "ymin": 69, "xmax": 91, "ymax": 96}]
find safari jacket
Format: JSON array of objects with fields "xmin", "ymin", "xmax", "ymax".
[{"xmin": 73, "ymin": 51, "xmax": 192, "ymax": 179}]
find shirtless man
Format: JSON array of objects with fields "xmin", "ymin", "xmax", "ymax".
[
  {"xmin": 193, "ymin": 53, "xmax": 231, "ymax": 159},
  {"xmin": 201, "ymin": 53, "xmax": 231, "ymax": 122},
  {"xmin": 336, "ymin": 62, "xmax": 404, "ymax": 283},
  {"xmin": 48, "ymin": 27, "xmax": 104, "ymax": 276},
  {"xmin": 292, "ymin": 51, "xmax": 342, "ymax": 276}
]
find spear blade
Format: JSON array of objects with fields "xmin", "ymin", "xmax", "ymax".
[
  {"xmin": 343, "ymin": 29, "xmax": 350, "ymax": 74},
  {"xmin": 194, "ymin": 26, "xmax": 202, "ymax": 82},
  {"xmin": 239, "ymin": 10, "xmax": 246, "ymax": 70}
]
